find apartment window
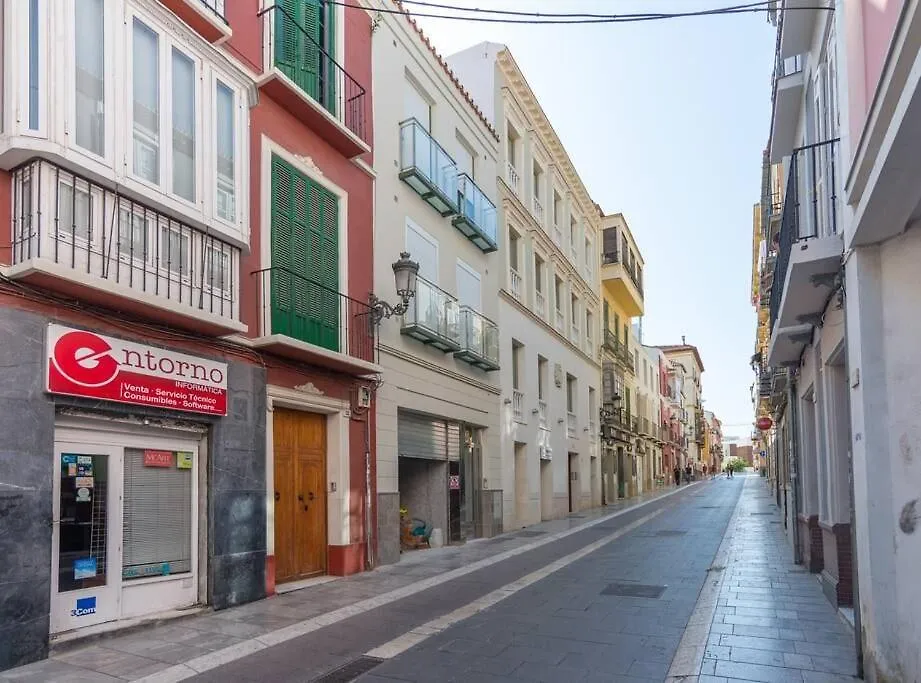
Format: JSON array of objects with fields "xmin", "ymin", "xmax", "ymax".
[
  {"xmin": 117, "ymin": 207, "xmax": 150, "ymax": 261},
  {"xmin": 406, "ymin": 220, "xmax": 438, "ymax": 282},
  {"xmin": 507, "ymin": 124, "xmax": 518, "ymax": 167},
  {"xmin": 532, "ymin": 161, "xmax": 542, "ymax": 200},
  {"xmin": 566, "ymin": 374, "xmax": 576, "ymax": 413},
  {"xmin": 456, "ymin": 260, "xmax": 481, "ymax": 311},
  {"xmin": 586, "ymin": 310, "xmax": 593, "ymax": 346},
  {"xmin": 171, "ymin": 48, "xmax": 196, "ymax": 202},
  {"xmin": 570, "ymin": 216, "xmax": 578, "ymax": 249},
  {"xmin": 456, "ymin": 134, "xmax": 475, "ymax": 179},
  {"xmin": 509, "ymin": 228, "xmax": 520, "ymax": 272},
  {"xmin": 405, "ymin": 80, "xmax": 431, "ymax": 130},
  {"xmin": 132, "ymin": 19, "xmax": 160, "ymax": 184},
  {"xmin": 534, "ymin": 255, "xmax": 544, "ymax": 295},
  {"xmin": 512, "ymin": 340, "xmax": 523, "ymax": 390},
  {"xmin": 215, "ymin": 81, "xmax": 236, "ymax": 222},
  {"xmin": 584, "ymin": 236, "xmax": 592, "ymax": 273},
  {"xmin": 75, "ymin": 0, "xmax": 105, "ymax": 156},
  {"xmin": 589, "ymin": 387, "xmax": 597, "ymax": 418},
  {"xmin": 571, "ymin": 294, "xmax": 579, "ymax": 329},
  {"xmin": 59, "ymin": 182, "xmax": 92, "ymax": 242},
  {"xmin": 614, "ymin": 313, "xmax": 620, "ymax": 339},
  {"xmin": 538, "ymin": 356, "xmax": 548, "ymax": 400},
  {"xmin": 28, "ymin": 0, "xmax": 40, "ymax": 130},
  {"xmin": 159, "ymin": 225, "xmax": 191, "ymax": 277},
  {"xmin": 553, "ymin": 191, "xmax": 562, "ymax": 226},
  {"xmin": 623, "ymin": 324, "xmax": 629, "ymax": 350}
]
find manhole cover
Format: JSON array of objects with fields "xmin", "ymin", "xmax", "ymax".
[
  {"xmin": 311, "ymin": 656, "xmax": 383, "ymax": 683},
  {"xmin": 601, "ymin": 582, "xmax": 667, "ymax": 599},
  {"xmin": 655, "ymin": 530, "xmax": 688, "ymax": 536},
  {"xmin": 517, "ymin": 530, "xmax": 546, "ymax": 538}
]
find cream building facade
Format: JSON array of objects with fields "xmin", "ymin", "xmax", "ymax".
[
  {"xmin": 448, "ymin": 43, "xmax": 602, "ymax": 527},
  {"xmin": 660, "ymin": 344, "xmax": 705, "ymax": 472},
  {"xmin": 371, "ymin": 11, "xmax": 503, "ymax": 563}
]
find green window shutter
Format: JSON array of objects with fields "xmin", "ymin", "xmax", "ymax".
[
  {"xmin": 275, "ymin": 0, "xmax": 324, "ymax": 102},
  {"xmin": 270, "ymin": 155, "xmax": 340, "ymax": 352}
]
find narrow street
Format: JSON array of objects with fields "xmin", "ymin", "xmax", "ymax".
[{"xmin": 2, "ymin": 477, "xmax": 859, "ymax": 683}]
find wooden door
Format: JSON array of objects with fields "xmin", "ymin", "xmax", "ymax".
[{"xmin": 274, "ymin": 409, "xmax": 327, "ymax": 582}]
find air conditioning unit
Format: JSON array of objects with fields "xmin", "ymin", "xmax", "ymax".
[
  {"xmin": 539, "ymin": 445, "xmax": 552, "ymax": 461},
  {"xmin": 357, "ymin": 386, "xmax": 372, "ymax": 409}
]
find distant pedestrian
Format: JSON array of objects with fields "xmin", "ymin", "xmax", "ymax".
[
  {"xmin": 673, "ymin": 466, "xmax": 680, "ymax": 487},
  {"xmin": 684, "ymin": 464, "xmax": 692, "ymax": 484}
]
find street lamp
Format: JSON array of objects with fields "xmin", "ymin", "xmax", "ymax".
[{"xmin": 368, "ymin": 252, "xmax": 420, "ymax": 326}]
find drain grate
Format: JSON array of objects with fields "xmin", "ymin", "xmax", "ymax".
[
  {"xmin": 516, "ymin": 530, "xmax": 547, "ymax": 538},
  {"xmin": 311, "ymin": 656, "xmax": 383, "ymax": 683},
  {"xmin": 655, "ymin": 530, "xmax": 688, "ymax": 536},
  {"xmin": 601, "ymin": 582, "xmax": 667, "ymax": 599}
]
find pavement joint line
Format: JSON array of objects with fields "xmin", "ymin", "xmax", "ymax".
[
  {"xmin": 364, "ymin": 505, "xmax": 668, "ymax": 661},
  {"xmin": 665, "ymin": 478, "xmax": 747, "ymax": 682},
  {"xmin": 135, "ymin": 482, "xmax": 702, "ymax": 683}
]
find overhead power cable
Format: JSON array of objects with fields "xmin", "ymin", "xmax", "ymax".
[{"xmin": 336, "ymin": 0, "xmax": 833, "ymax": 23}]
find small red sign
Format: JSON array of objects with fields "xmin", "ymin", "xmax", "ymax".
[
  {"xmin": 144, "ymin": 450, "xmax": 174, "ymax": 468},
  {"xmin": 756, "ymin": 416, "xmax": 774, "ymax": 431},
  {"xmin": 449, "ymin": 474, "xmax": 460, "ymax": 490}
]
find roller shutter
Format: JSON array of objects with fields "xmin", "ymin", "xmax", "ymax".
[{"xmin": 398, "ymin": 411, "xmax": 461, "ymax": 461}]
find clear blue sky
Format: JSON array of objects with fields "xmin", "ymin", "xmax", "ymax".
[{"xmin": 412, "ymin": 0, "xmax": 776, "ymax": 440}]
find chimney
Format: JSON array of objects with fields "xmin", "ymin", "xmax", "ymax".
[{"xmin": 681, "ymin": 335, "xmax": 686, "ymax": 345}]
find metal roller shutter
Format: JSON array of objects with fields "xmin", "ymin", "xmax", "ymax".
[{"xmin": 398, "ymin": 411, "xmax": 461, "ymax": 461}]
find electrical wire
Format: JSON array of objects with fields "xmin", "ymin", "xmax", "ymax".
[
  {"xmin": 346, "ymin": 0, "xmax": 833, "ymax": 23},
  {"xmin": 400, "ymin": 0, "xmax": 773, "ymax": 18}
]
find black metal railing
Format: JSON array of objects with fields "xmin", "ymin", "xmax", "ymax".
[
  {"xmin": 253, "ymin": 266, "xmax": 376, "ymax": 363},
  {"xmin": 260, "ymin": 4, "xmax": 367, "ymax": 144},
  {"xmin": 768, "ymin": 138, "xmax": 839, "ymax": 331},
  {"xmin": 10, "ymin": 159, "xmax": 240, "ymax": 322},
  {"xmin": 198, "ymin": 0, "xmax": 228, "ymax": 24}
]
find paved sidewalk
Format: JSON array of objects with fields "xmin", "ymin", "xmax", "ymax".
[
  {"xmin": 674, "ymin": 475, "xmax": 861, "ymax": 683},
  {"xmin": 0, "ymin": 484, "xmax": 689, "ymax": 683}
]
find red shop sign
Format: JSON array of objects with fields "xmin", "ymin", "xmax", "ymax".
[
  {"xmin": 756, "ymin": 416, "xmax": 774, "ymax": 431},
  {"xmin": 143, "ymin": 450, "xmax": 174, "ymax": 468},
  {"xmin": 46, "ymin": 324, "xmax": 228, "ymax": 416}
]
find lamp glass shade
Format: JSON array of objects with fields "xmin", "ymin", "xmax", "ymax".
[{"xmin": 392, "ymin": 252, "xmax": 419, "ymax": 299}]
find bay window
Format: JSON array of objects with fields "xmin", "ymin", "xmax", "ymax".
[
  {"xmin": 172, "ymin": 49, "xmax": 197, "ymax": 202},
  {"xmin": 74, "ymin": 0, "xmax": 105, "ymax": 156},
  {"xmin": 215, "ymin": 81, "xmax": 236, "ymax": 222},
  {"xmin": 132, "ymin": 19, "xmax": 161, "ymax": 185}
]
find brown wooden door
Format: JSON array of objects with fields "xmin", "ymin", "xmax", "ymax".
[{"xmin": 274, "ymin": 409, "xmax": 327, "ymax": 582}]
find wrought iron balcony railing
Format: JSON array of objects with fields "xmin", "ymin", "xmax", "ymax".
[
  {"xmin": 254, "ymin": 266, "xmax": 375, "ymax": 362},
  {"xmin": 261, "ymin": 4, "xmax": 367, "ymax": 144},
  {"xmin": 768, "ymin": 138, "xmax": 840, "ymax": 332},
  {"xmin": 9, "ymin": 159, "xmax": 241, "ymax": 326},
  {"xmin": 198, "ymin": 0, "xmax": 227, "ymax": 22},
  {"xmin": 401, "ymin": 276, "xmax": 460, "ymax": 352},
  {"xmin": 399, "ymin": 118, "xmax": 459, "ymax": 216}
]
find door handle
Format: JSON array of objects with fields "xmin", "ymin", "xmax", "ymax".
[
  {"xmin": 274, "ymin": 491, "xmax": 280, "ymax": 502},
  {"xmin": 298, "ymin": 493, "xmax": 304, "ymax": 502},
  {"xmin": 307, "ymin": 491, "xmax": 315, "ymax": 501}
]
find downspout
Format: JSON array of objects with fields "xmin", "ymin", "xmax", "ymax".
[
  {"xmin": 839, "ymin": 278, "xmax": 863, "ymax": 676},
  {"xmin": 364, "ymin": 412, "xmax": 374, "ymax": 571},
  {"xmin": 789, "ymin": 376, "xmax": 802, "ymax": 565}
]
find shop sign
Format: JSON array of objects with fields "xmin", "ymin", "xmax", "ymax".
[
  {"xmin": 449, "ymin": 474, "xmax": 460, "ymax": 490},
  {"xmin": 71, "ymin": 596, "xmax": 97, "ymax": 617},
  {"xmin": 143, "ymin": 450, "xmax": 174, "ymax": 468},
  {"xmin": 176, "ymin": 452, "xmax": 193, "ymax": 469},
  {"xmin": 46, "ymin": 324, "xmax": 227, "ymax": 416}
]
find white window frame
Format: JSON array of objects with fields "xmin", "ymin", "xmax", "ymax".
[
  {"xmin": 456, "ymin": 258, "xmax": 482, "ymax": 312},
  {"xmin": 405, "ymin": 217, "xmax": 440, "ymax": 285},
  {"xmin": 16, "ymin": 0, "xmax": 48, "ymax": 137}
]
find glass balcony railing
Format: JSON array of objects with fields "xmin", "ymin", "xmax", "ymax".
[
  {"xmin": 399, "ymin": 119, "xmax": 459, "ymax": 216},
  {"xmin": 455, "ymin": 306, "xmax": 500, "ymax": 371},
  {"xmin": 401, "ymin": 276, "xmax": 460, "ymax": 352},
  {"xmin": 453, "ymin": 173, "xmax": 497, "ymax": 252}
]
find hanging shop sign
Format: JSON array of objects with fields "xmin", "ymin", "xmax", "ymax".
[
  {"xmin": 46, "ymin": 324, "xmax": 227, "ymax": 416},
  {"xmin": 755, "ymin": 416, "xmax": 774, "ymax": 431}
]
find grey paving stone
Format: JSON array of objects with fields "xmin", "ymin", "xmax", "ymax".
[
  {"xmin": 714, "ymin": 660, "xmax": 804, "ymax": 683},
  {"xmin": 727, "ymin": 646, "xmax": 788, "ymax": 667},
  {"xmin": 719, "ymin": 634, "xmax": 797, "ymax": 653}
]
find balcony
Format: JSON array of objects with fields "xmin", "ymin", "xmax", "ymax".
[
  {"xmin": 401, "ymin": 276, "xmax": 460, "ymax": 352},
  {"xmin": 768, "ymin": 140, "xmax": 843, "ymax": 367},
  {"xmin": 506, "ymin": 162, "xmax": 521, "ymax": 195},
  {"xmin": 778, "ymin": 0, "xmax": 821, "ymax": 61},
  {"xmin": 6, "ymin": 159, "xmax": 243, "ymax": 336},
  {"xmin": 252, "ymin": 267, "xmax": 377, "ymax": 375},
  {"xmin": 601, "ymin": 248, "xmax": 644, "ymax": 317},
  {"xmin": 567, "ymin": 412, "xmax": 576, "ymax": 438},
  {"xmin": 555, "ymin": 308, "xmax": 565, "ymax": 333},
  {"xmin": 532, "ymin": 196, "xmax": 545, "ymax": 225},
  {"xmin": 160, "ymin": 0, "xmax": 230, "ymax": 44},
  {"xmin": 509, "ymin": 268, "xmax": 523, "ymax": 300},
  {"xmin": 512, "ymin": 390, "xmax": 525, "ymax": 423},
  {"xmin": 769, "ymin": 53, "xmax": 805, "ymax": 163},
  {"xmin": 538, "ymin": 400, "xmax": 548, "ymax": 429},
  {"xmin": 258, "ymin": 5, "xmax": 369, "ymax": 159},
  {"xmin": 453, "ymin": 174, "xmax": 497, "ymax": 252},
  {"xmin": 534, "ymin": 289, "xmax": 546, "ymax": 319},
  {"xmin": 400, "ymin": 119, "xmax": 459, "ymax": 216},
  {"xmin": 454, "ymin": 307, "xmax": 499, "ymax": 371}
]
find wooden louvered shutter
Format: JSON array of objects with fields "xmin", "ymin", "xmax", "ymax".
[
  {"xmin": 270, "ymin": 155, "xmax": 340, "ymax": 352},
  {"xmin": 275, "ymin": 0, "xmax": 323, "ymax": 102}
]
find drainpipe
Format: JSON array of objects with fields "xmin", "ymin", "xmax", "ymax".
[
  {"xmin": 364, "ymin": 413, "xmax": 374, "ymax": 571},
  {"xmin": 789, "ymin": 376, "xmax": 802, "ymax": 566},
  {"xmin": 839, "ymin": 281, "xmax": 863, "ymax": 676}
]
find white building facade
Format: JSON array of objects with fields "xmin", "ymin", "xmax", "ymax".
[
  {"xmin": 448, "ymin": 43, "xmax": 602, "ymax": 527},
  {"xmin": 371, "ymin": 8, "xmax": 503, "ymax": 563}
]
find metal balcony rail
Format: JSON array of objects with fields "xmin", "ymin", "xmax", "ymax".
[
  {"xmin": 509, "ymin": 268, "xmax": 523, "ymax": 300},
  {"xmin": 253, "ymin": 266, "xmax": 375, "ymax": 362},
  {"xmin": 10, "ymin": 159, "xmax": 240, "ymax": 321},
  {"xmin": 402, "ymin": 276, "xmax": 460, "ymax": 351},
  {"xmin": 567, "ymin": 412, "xmax": 576, "ymax": 438},
  {"xmin": 260, "ymin": 4, "xmax": 367, "ymax": 143},
  {"xmin": 534, "ymin": 289, "xmax": 546, "ymax": 318},
  {"xmin": 399, "ymin": 118, "xmax": 459, "ymax": 215},
  {"xmin": 506, "ymin": 162, "xmax": 521, "ymax": 195},
  {"xmin": 456, "ymin": 306, "xmax": 500, "ymax": 370},
  {"xmin": 538, "ymin": 400, "xmax": 548, "ymax": 429},
  {"xmin": 198, "ymin": 0, "xmax": 227, "ymax": 23},
  {"xmin": 768, "ymin": 138, "xmax": 840, "ymax": 331},
  {"xmin": 532, "ymin": 195, "xmax": 544, "ymax": 224},
  {"xmin": 512, "ymin": 390, "xmax": 525, "ymax": 422}
]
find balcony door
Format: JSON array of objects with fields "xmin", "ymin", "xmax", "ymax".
[
  {"xmin": 270, "ymin": 155, "xmax": 339, "ymax": 352},
  {"xmin": 275, "ymin": 0, "xmax": 335, "ymax": 108}
]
